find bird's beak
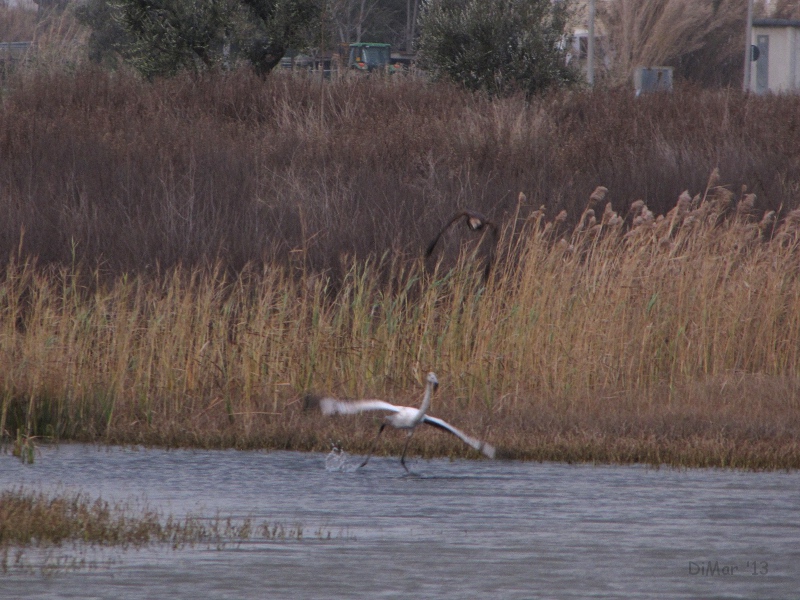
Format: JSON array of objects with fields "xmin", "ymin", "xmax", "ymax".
[{"xmin": 433, "ymin": 382, "xmax": 439, "ymax": 392}]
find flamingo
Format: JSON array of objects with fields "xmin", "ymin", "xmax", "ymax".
[
  {"xmin": 425, "ymin": 210, "xmax": 498, "ymax": 258},
  {"xmin": 319, "ymin": 372, "xmax": 495, "ymax": 472},
  {"xmin": 425, "ymin": 210, "xmax": 498, "ymax": 280}
]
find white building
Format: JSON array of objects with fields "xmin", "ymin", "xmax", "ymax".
[{"xmin": 750, "ymin": 18, "xmax": 800, "ymax": 93}]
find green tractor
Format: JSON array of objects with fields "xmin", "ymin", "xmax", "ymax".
[{"xmin": 347, "ymin": 43, "xmax": 406, "ymax": 74}]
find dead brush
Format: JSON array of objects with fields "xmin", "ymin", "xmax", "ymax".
[
  {"xmin": 1, "ymin": 175, "xmax": 800, "ymax": 467},
  {"xmin": 3, "ymin": 70, "xmax": 800, "ymax": 280},
  {"xmin": 0, "ymin": 487, "xmax": 327, "ymax": 573}
]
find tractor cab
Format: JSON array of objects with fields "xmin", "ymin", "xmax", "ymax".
[{"xmin": 347, "ymin": 43, "xmax": 392, "ymax": 72}]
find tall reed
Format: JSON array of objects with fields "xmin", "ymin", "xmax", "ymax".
[{"xmin": 1, "ymin": 183, "xmax": 799, "ymax": 467}]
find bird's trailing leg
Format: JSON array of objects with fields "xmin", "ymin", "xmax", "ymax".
[
  {"xmin": 360, "ymin": 423, "xmax": 387, "ymax": 468},
  {"xmin": 399, "ymin": 430, "xmax": 416, "ymax": 473}
]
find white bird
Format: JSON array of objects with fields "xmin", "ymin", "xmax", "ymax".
[{"xmin": 319, "ymin": 372, "xmax": 495, "ymax": 472}]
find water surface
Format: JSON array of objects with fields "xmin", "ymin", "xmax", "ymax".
[{"xmin": 1, "ymin": 444, "xmax": 797, "ymax": 599}]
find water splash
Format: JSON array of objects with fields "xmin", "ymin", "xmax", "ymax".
[{"xmin": 324, "ymin": 443, "xmax": 353, "ymax": 472}]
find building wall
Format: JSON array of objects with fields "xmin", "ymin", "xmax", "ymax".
[
  {"xmin": 794, "ymin": 27, "xmax": 800, "ymax": 89},
  {"xmin": 751, "ymin": 25, "xmax": 800, "ymax": 92}
]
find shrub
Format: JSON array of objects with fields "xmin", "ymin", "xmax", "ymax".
[
  {"xmin": 416, "ymin": 0, "xmax": 578, "ymax": 96},
  {"xmin": 76, "ymin": 0, "xmax": 321, "ymax": 77}
]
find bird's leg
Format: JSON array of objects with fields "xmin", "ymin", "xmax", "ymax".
[
  {"xmin": 360, "ymin": 423, "xmax": 386, "ymax": 468},
  {"xmin": 399, "ymin": 430, "xmax": 416, "ymax": 473}
]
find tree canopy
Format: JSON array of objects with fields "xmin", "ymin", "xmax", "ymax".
[
  {"xmin": 77, "ymin": 0, "xmax": 322, "ymax": 78},
  {"xmin": 416, "ymin": 0, "xmax": 577, "ymax": 97}
]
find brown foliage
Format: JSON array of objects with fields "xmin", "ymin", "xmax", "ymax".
[
  {"xmin": 0, "ymin": 4, "xmax": 37, "ymax": 43},
  {"xmin": 771, "ymin": 0, "xmax": 800, "ymax": 19},
  {"xmin": 1, "ymin": 68, "xmax": 800, "ymax": 283},
  {"xmin": 4, "ymin": 182, "xmax": 800, "ymax": 469}
]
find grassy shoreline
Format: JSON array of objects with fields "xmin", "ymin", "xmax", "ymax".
[
  {"xmin": 3, "ymin": 71, "xmax": 800, "ymax": 469},
  {"xmin": 0, "ymin": 487, "xmax": 324, "ymax": 574},
  {"xmin": 2, "ymin": 182, "xmax": 800, "ymax": 470}
]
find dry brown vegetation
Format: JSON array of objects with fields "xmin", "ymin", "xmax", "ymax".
[
  {"xmin": 1, "ymin": 487, "xmax": 316, "ymax": 572},
  {"xmin": 2, "ymin": 68, "xmax": 800, "ymax": 277},
  {"xmin": 1, "ymin": 488, "xmax": 169, "ymax": 550},
  {"xmin": 598, "ymin": 0, "xmax": 747, "ymax": 87},
  {"xmin": 1, "ymin": 69, "xmax": 800, "ymax": 469},
  {"xmin": 0, "ymin": 4, "xmax": 37, "ymax": 43},
  {"xmin": 769, "ymin": 0, "xmax": 800, "ymax": 19},
  {"xmin": 1, "ymin": 177, "xmax": 800, "ymax": 468},
  {"xmin": 0, "ymin": 4, "xmax": 86, "ymax": 67}
]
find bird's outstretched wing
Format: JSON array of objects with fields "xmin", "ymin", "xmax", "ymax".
[
  {"xmin": 422, "ymin": 415, "xmax": 496, "ymax": 459},
  {"xmin": 425, "ymin": 210, "xmax": 495, "ymax": 258},
  {"xmin": 319, "ymin": 398, "xmax": 402, "ymax": 416},
  {"xmin": 426, "ymin": 212, "xmax": 468, "ymax": 257}
]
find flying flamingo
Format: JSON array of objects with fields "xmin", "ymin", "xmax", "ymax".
[
  {"xmin": 319, "ymin": 372, "xmax": 495, "ymax": 472},
  {"xmin": 425, "ymin": 210, "xmax": 498, "ymax": 257},
  {"xmin": 425, "ymin": 210, "xmax": 498, "ymax": 279}
]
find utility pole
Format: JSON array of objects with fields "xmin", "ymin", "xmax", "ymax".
[
  {"xmin": 743, "ymin": 0, "xmax": 754, "ymax": 92},
  {"xmin": 587, "ymin": 0, "xmax": 595, "ymax": 86}
]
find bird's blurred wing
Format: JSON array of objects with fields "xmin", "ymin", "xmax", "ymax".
[
  {"xmin": 320, "ymin": 398, "xmax": 401, "ymax": 416},
  {"xmin": 422, "ymin": 415, "xmax": 496, "ymax": 459},
  {"xmin": 425, "ymin": 212, "xmax": 465, "ymax": 257}
]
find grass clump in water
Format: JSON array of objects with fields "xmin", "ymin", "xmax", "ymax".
[
  {"xmin": 0, "ymin": 488, "xmax": 334, "ymax": 573},
  {"xmin": 0, "ymin": 488, "xmax": 165, "ymax": 550}
]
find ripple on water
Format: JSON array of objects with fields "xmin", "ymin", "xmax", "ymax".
[{"xmin": 1, "ymin": 444, "xmax": 798, "ymax": 600}]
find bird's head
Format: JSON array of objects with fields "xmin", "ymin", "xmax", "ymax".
[
  {"xmin": 467, "ymin": 215, "xmax": 485, "ymax": 231},
  {"xmin": 426, "ymin": 372, "xmax": 439, "ymax": 391}
]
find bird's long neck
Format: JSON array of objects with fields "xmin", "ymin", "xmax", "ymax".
[{"xmin": 413, "ymin": 381, "xmax": 434, "ymax": 424}]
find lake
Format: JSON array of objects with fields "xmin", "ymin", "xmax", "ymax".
[{"xmin": 1, "ymin": 444, "xmax": 798, "ymax": 599}]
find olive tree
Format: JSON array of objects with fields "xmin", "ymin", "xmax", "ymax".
[
  {"xmin": 77, "ymin": 0, "xmax": 321, "ymax": 78},
  {"xmin": 416, "ymin": 0, "xmax": 577, "ymax": 96}
]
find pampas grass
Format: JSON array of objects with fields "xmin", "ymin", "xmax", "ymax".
[{"xmin": 598, "ymin": 0, "xmax": 746, "ymax": 86}]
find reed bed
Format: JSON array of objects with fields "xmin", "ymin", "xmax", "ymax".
[
  {"xmin": 1, "ymin": 179, "xmax": 800, "ymax": 469},
  {"xmin": 1, "ymin": 487, "xmax": 321, "ymax": 573},
  {"xmin": 0, "ymin": 487, "xmax": 308, "ymax": 549},
  {"xmin": 1, "ymin": 488, "xmax": 175, "ymax": 550},
  {"xmin": 2, "ymin": 68, "xmax": 800, "ymax": 468},
  {"xmin": 2, "ymin": 68, "xmax": 800, "ymax": 278}
]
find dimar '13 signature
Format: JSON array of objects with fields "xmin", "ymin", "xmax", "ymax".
[{"xmin": 689, "ymin": 560, "xmax": 768, "ymax": 576}]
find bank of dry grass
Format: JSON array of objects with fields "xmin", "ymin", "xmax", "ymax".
[
  {"xmin": 1, "ymin": 179, "xmax": 799, "ymax": 468},
  {"xmin": 1, "ymin": 487, "xmax": 315, "ymax": 573},
  {"xmin": 1, "ymin": 68, "xmax": 800, "ymax": 280},
  {"xmin": 2, "ymin": 67, "xmax": 800, "ymax": 468},
  {"xmin": 1, "ymin": 488, "xmax": 170, "ymax": 550}
]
